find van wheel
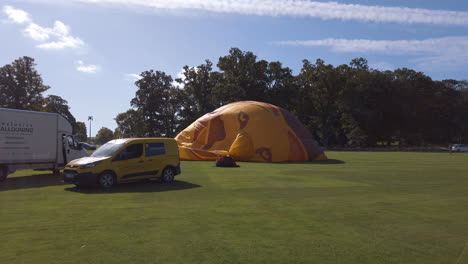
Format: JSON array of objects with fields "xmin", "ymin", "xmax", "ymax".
[
  {"xmin": 0, "ymin": 166, "xmax": 7, "ymax": 182},
  {"xmin": 161, "ymin": 167, "xmax": 174, "ymax": 183},
  {"xmin": 98, "ymin": 172, "xmax": 115, "ymax": 188}
]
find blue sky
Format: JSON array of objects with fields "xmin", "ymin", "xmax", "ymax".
[{"xmin": 1, "ymin": 0, "xmax": 468, "ymax": 136}]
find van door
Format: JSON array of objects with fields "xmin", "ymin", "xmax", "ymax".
[
  {"xmin": 63, "ymin": 135, "xmax": 87, "ymax": 163},
  {"xmin": 113, "ymin": 143, "xmax": 150, "ymax": 182},
  {"xmin": 143, "ymin": 142, "xmax": 166, "ymax": 177}
]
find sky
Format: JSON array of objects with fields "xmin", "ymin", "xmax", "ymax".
[{"xmin": 1, "ymin": 0, "xmax": 468, "ymax": 136}]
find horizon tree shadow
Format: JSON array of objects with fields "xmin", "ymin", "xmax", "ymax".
[
  {"xmin": 0, "ymin": 173, "xmax": 66, "ymax": 192},
  {"xmin": 64, "ymin": 180, "xmax": 201, "ymax": 194}
]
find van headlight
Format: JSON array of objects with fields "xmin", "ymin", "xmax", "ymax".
[{"xmin": 80, "ymin": 162, "xmax": 99, "ymax": 169}]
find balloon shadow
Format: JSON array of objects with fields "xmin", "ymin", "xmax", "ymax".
[{"xmin": 275, "ymin": 159, "xmax": 345, "ymax": 165}]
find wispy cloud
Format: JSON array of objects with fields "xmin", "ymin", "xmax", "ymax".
[
  {"xmin": 274, "ymin": 36, "xmax": 468, "ymax": 54},
  {"xmin": 71, "ymin": 0, "xmax": 468, "ymax": 26},
  {"xmin": 76, "ymin": 60, "xmax": 101, "ymax": 73},
  {"xmin": 125, "ymin": 73, "xmax": 142, "ymax": 82},
  {"xmin": 274, "ymin": 36, "xmax": 468, "ymax": 69},
  {"xmin": 2, "ymin": 5, "xmax": 84, "ymax": 50}
]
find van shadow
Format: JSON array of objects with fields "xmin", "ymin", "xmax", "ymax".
[
  {"xmin": 64, "ymin": 180, "xmax": 201, "ymax": 194},
  {"xmin": 275, "ymin": 159, "xmax": 345, "ymax": 165},
  {"xmin": 0, "ymin": 173, "xmax": 66, "ymax": 192}
]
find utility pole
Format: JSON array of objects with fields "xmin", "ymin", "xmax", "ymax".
[{"xmin": 88, "ymin": 116, "xmax": 93, "ymax": 142}]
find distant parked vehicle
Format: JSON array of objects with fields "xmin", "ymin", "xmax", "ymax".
[
  {"xmin": 451, "ymin": 144, "xmax": 468, "ymax": 152},
  {"xmin": 0, "ymin": 108, "xmax": 94, "ymax": 181}
]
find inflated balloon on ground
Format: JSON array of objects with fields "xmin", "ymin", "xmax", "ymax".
[{"xmin": 175, "ymin": 101, "xmax": 327, "ymax": 162}]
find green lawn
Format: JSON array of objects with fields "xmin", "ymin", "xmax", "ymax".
[{"xmin": 1, "ymin": 152, "xmax": 468, "ymax": 264}]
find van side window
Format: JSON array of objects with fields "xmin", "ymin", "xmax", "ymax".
[
  {"xmin": 115, "ymin": 144, "xmax": 143, "ymax": 161},
  {"xmin": 146, "ymin": 143, "xmax": 165, "ymax": 156}
]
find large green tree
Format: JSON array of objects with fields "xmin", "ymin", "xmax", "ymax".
[
  {"xmin": 95, "ymin": 127, "xmax": 114, "ymax": 145},
  {"xmin": 75, "ymin": 122, "xmax": 87, "ymax": 142},
  {"xmin": 44, "ymin": 94, "xmax": 78, "ymax": 132},
  {"xmin": 296, "ymin": 59, "xmax": 347, "ymax": 146},
  {"xmin": 131, "ymin": 70, "xmax": 180, "ymax": 137},
  {"xmin": 264, "ymin": 61, "xmax": 297, "ymax": 111},
  {"xmin": 0, "ymin": 56, "xmax": 49, "ymax": 111},
  {"xmin": 212, "ymin": 48, "xmax": 269, "ymax": 105},
  {"xmin": 176, "ymin": 60, "xmax": 218, "ymax": 128},
  {"xmin": 114, "ymin": 109, "xmax": 147, "ymax": 138}
]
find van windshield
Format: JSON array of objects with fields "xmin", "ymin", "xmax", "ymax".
[{"xmin": 91, "ymin": 141, "xmax": 125, "ymax": 158}]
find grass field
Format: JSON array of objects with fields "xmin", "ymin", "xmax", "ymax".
[{"xmin": 1, "ymin": 152, "xmax": 468, "ymax": 264}]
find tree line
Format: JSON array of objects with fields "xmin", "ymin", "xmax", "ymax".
[
  {"xmin": 2, "ymin": 50, "xmax": 467, "ymax": 147},
  {"xmin": 115, "ymin": 48, "xmax": 468, "ymax": 147}
]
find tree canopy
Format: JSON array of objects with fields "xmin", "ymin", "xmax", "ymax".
[
  {"xmin": 0, "ymin": 56, "xmax": 49, "ymax": 111},
  {"xmin": 95, "ymin": 127, "xmax": 114, "ymax": 145}
]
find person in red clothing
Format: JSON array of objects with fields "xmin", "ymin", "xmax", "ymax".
[{"xmin": 215, "ymin": 155, "xmax": 240, "ymax": 167}]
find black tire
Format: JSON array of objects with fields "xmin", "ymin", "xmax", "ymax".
[
  {"xmin": 0, "ymin": 165, "xmax": 7, "ymax": 182},
  {"xmin": 161, "ymin": 167, "xmax": 175, "ymax": 183},
  {"xmin": 98, "ymin": 172, "xmax": 116, "ymax": 188}
]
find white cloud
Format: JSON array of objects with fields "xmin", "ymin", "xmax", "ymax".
[
  {"xmin": 24, "ymin": 23, "xmax": 50, "ymax": 41},
  {"xmin": 3, "ymin": 6, "xmax": 84, "ymax": 50},
  {"xmin": 3, "ymin": 5, "xmax": 31, "ymax": 24},
  {"xmin": 125, "ymin": 73, "xmax": 142, "ymax": 82},
  {"xmin": 76, "ymin": 60, "xmax": 101, "ymax": 73},
  {"xmin": 172, "ymin": 69, "xmax": 186, "ymax": 89},
  {"xmin": 37, "ymin": 35, "xmax": 84, "ymax": 50},
  {"xmin": 274, "ymin": 36, "xmax": 468, "ymax": 69},
  {"xmin": 72, "ymin": 0, "xmax": 468, "ymax": 26}
]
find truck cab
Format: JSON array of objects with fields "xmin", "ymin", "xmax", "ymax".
[{"xmin": 62, "ymin": 134, "xmax": 90, "ymax": 164}]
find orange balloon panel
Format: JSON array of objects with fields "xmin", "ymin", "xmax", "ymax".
[{"xmin": 175, "ymin": 101, "xmax": 327, "ymax": 162}]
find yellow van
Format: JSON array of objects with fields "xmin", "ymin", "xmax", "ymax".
[{"xmin": 63, "ymin": 138, "xmax": 181, "ymax": 188}]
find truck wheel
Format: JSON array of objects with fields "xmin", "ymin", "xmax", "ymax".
[
  {"xmin": 161, "ymin": 167, "xmax": 174, "ymax": 183},
  {"xmin": 98, "ymin": 172, "xmax": 115, "ymax": 189},
  {"xmin": 0, "ymin": 165, "xmax": 7, "ymax": 182}
]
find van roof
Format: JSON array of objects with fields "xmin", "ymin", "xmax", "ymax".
[
  {"xmin": 0, "ymin": 107, "xmax": 62, "ymax": 117},
  {"xmin": 110, "ymin": 138, "xmax": 176, "ymax": 144}
]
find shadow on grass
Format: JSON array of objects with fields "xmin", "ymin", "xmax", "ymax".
[
  {"xmin": 275, "ymin": 159, "xmax": 345, "ymax": 165},
  {"xmin": 64, "ymin": 180, "xmax": 201, "ymax": 194},
  {"xmin": 0, "ymin": 173, "xmax": 66, "ymax": 191}
]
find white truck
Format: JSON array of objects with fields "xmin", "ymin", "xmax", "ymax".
[{"xmin": 0, "ymin": 108, "xmax": 93, "ymax": 181}]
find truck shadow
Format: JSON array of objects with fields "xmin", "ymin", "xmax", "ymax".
[
  {"xmin": 64, "ymin": 180, "xmax": 202, "ymax": 194},
  {"xmin": 0, "ymin": 173, "xmax": 66, "ymax": 191}
]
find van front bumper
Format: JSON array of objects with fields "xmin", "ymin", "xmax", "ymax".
[{"xmin": 63, "ymin": 170, "xmax": 99, "ymax": 185}]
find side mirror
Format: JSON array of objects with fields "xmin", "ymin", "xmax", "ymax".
[{"xmin": 80, "ymin": 142, "xmax": 97, "ymax": 151}]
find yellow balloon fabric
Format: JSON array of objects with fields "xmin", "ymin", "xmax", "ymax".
[{"xmin": 175, "ymin": 101, "xmax": 327, "ymax": 162}]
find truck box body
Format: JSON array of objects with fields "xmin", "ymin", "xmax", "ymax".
[{"xmin": 0, "ymin": 108, "xmax": 89, "ymax": 179}]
